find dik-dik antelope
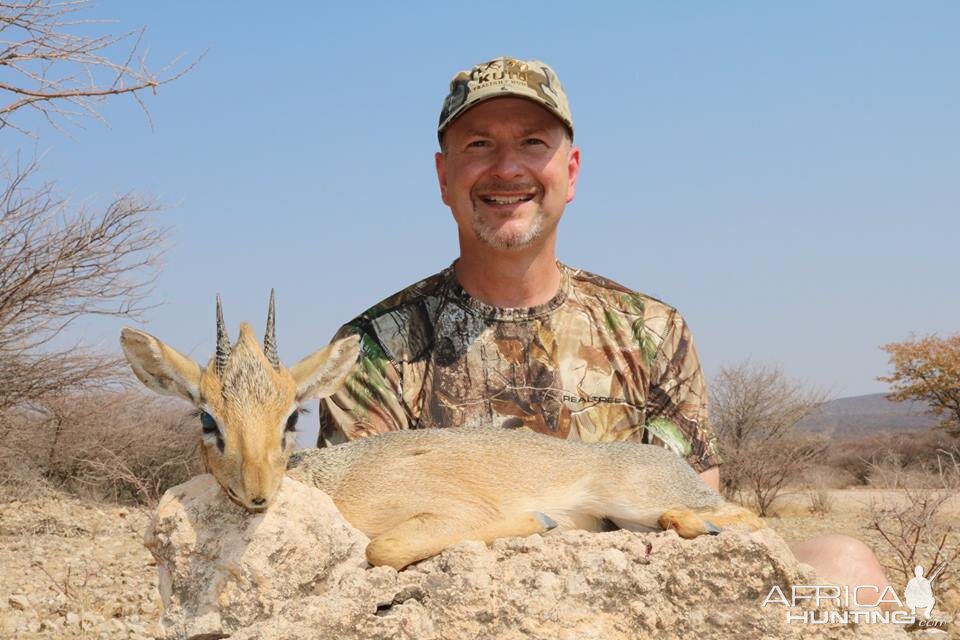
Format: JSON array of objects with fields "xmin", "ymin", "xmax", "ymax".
[{"xmin": 120, "ymin": 293, "xmax": 764, "ymax": 570}]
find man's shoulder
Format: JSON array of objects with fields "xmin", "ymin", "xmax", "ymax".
[
  {"xmin": 563, "ymin": 265, "xmax": 691, "ymax": 362},
  {"xmin": 355, "ymin": 269, "xmax": 450, "ymax": 322},
  {"xmin": 565, "ymin": 265, "xmax": 679, "ymax": 319},
  {"xmin": 336, "ymin": 268, "xmax": 451, "ymax": 362}
]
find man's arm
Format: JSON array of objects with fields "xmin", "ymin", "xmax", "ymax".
[
  {"xmin": 644, "ymin": 308, "xmax": 723, "ymax": 474},
  {"xmin": 317, "ymin": 325, "xmax": 411, "ymax": 446}
]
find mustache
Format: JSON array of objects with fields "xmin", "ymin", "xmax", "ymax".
[{"xmin": 472, "ymin": 180, "xmax": 541, "ymax": 194}]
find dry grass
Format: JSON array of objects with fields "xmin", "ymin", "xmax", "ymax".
[
  {"xmin": 0, "ymin": 390, "xmax": 201, "ymax": 508},
  {"xmin": 807, "ymin": 489, "xmax": 834, "ymax": 516}
]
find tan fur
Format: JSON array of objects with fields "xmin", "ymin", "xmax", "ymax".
[{"xmin": 121, "ymin": 314, "xmax": 764, "ymax": 571}]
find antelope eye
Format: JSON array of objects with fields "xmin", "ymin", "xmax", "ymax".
[
  {"xmin": 285, "ymin": 412, "xmax": 299, "ymax": 432},
  {"xmin": 200, "ymin": 411, "xmax": 218, "ymax": 434}
]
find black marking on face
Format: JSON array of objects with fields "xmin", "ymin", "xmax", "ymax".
[
  {"xmin": 283, "ymin": 407, "xmax": 309, "ymax": 448},
  {"xmin": 196, "ymin": 410, "xmax": 225, "ymax": 454}
]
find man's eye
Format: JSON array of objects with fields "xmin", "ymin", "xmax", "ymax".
[
  {"xmin": 466, "ymin": 140, "xmax": 489, "ymax": 148},
  {"xmin": 523, "ymin": 138, "xmax": 546, "ymax": 146}
]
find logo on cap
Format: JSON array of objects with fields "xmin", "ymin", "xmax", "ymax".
[{"xmin": 438, "ymin": 56, "xmax": 574, "ymax": 141}]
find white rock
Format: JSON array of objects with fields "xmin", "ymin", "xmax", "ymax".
[
  {"xmin": 146, "ymin": 474, "xmax": 911, "ymax": 640},
  {"xmin": 144, "ymin": 474, "xmax": 369, "ymax": 639}
]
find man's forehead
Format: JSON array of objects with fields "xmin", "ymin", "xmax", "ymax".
[{"xmin": 459, "ymin": 124, "xmax": 553, "ymax": 137}]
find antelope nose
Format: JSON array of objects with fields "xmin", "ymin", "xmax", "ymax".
[{"xmin": 251, "ymin": 496, "xmax": 267, "ymax": 506}]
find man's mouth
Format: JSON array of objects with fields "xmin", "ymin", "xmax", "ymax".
[{"xmin": 478, "ymin": 192, "xmax": 537, "ymax": 205}]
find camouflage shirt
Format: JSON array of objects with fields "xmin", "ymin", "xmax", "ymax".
[{"xmin": 318, "ymin": 263, "xmax": 721, "ymax": 473}]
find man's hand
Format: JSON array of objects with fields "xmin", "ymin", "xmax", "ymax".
[{"xmin": 699, "ymin": 466, "xmax": 720, "ymax": 493}]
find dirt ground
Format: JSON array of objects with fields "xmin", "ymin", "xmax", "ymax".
[
  {"xmin": 0, "ymin": 489, "xmax": 159, "ymax": 639},
  {"xmin": 0, "ymin": 487, "xmax": 958, "ymax": 639}
]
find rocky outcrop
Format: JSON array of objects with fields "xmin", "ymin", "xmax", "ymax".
[{"xmin": 145, "ymin": 475, "xmax": 910, "ymax": 640}]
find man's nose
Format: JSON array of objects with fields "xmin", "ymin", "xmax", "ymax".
[{"xmin": 489, "ymin": 144, "xmax": 524, "ymax": 180}]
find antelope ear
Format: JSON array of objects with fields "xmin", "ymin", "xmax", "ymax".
[
  {"xmin": 289, "ymin": 335, "xmax": 361, "ymax": 401},
  {"xmin": 120, "ymin": 328, "xmax": 203, "ymax": 403}
]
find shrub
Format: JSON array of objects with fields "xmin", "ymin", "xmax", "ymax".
[
  {"xmin": 0, "ymin": 390, "xmax": 201, "ymax": 507},
  {"xmin": 807, "ymin": 489, "xmax": 834, "ymax": 516}
]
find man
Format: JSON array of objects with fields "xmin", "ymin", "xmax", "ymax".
[{"xmin": 318, "ymin": 56, "xmax": 889, "ymax": 608}]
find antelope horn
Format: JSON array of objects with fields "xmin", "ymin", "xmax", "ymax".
[
  {"xmin": 264, "ymin": 289, "xmax": 279, "ymax": 370},
  {"xmin": 215, "ymin": 294, "xmax": 230, "ymax": 376}
]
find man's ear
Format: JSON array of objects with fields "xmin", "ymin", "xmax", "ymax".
[
  {"xmin": 435, "ymin": 151, "xmax": 450, "ymax": 205},
  {"xmin": 120, "ymin": 328, "xmax": 202, "ymax": 403},
  {"xmin": 566, "ymin": 144, "xmax": 581, "ymax": 204},
  {"xmin": 289, "ymin": 335, "xmax": 361, "ymax": 401}
]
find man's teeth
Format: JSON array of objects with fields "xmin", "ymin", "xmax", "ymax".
[{"xmin": 483, "ymin": 194, "xmax": 533, "ymax": 204}]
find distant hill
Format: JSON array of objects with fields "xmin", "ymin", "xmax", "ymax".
[{"xmin": 795, "ymin": 393, "xmax": 939, "ymax": 438}]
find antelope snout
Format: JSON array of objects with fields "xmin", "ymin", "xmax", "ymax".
[
  {"xmin": 239, "ymin": 464, "xmax": 283, "ymax": 512},
  {"xmin": 240, "ymin": 491, "xmax": 271, "ymax": 513}
]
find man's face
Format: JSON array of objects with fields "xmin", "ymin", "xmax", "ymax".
[{"xmin": 435, "ymin": 98, "xmax": 580, "ymax": 251}]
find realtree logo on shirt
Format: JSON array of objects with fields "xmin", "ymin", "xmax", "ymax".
[{"xmin": 562, "ymin": 394, "xmax": 630, "ymax": 405}]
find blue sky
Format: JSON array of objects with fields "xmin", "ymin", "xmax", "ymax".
[{"xmin": 10, "ymin": 2, "xmax": 958, "ymax": 442}]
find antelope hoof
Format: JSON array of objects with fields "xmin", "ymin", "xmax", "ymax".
[
  {"xmin": 703, "ymin": 519, "xmax": 722, "ymax": 535},
  {"xmin": 535, "ymin": 512, "xmax": 558, "ymax": 531},
  {"xmin": 658, "ymin": 509, "xmax": 709, "ymax": 539}
]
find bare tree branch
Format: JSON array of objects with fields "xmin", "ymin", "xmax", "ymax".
[
  {"xmin": 0, "ymin": 157, "xmax": 166, "ymax": 409},
  {"xmin": 0, "ymin": 0, "xmax": 202, "ymax": 136},
  {"xmin": 865, "ymin": 484, "xmax": 960, "ymax": 585},
  {"xmin": 0, "ymin": 2, "xmax": 192, "ymax": 417}
]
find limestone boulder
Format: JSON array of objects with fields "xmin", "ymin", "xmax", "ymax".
[
  {"xmin": 145, "ymin": 475, "xmax": 910, "ymax": 640},
  {"xmin": 143, "ymin": 474, "xmax": 369, "ymax": 638}
]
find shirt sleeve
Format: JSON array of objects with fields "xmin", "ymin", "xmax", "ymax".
[
  {"xmin": 317, "ymin": 323, "xmax": 411, "ymax": 447},
  {"xmin": 643, "ymin": 310, "xmax": 722, "ymax": 473}
]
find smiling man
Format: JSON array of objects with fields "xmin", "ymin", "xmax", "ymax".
[
  {"xmin": 317, "ymin": 56, "xmax": 889, "ymax": 608},
  {"xmin": 319, "ymin": 58, "xmax": 720, "ymax": 476}
]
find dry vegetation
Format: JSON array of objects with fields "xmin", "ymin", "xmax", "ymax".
[
  {"xmin": 1, "ymin": 0, "xmax": 198, "ymax": 509},
  {"xmin": 0, "ymin": 391, "xmax": 201, "ymax": 638},
  {"xmin": 710, "ymin": 361, "xmax": 828, "ymax": 515},
  {"xmin": 709, "ymin": 361, "xmax": 960, "ymax": 627},
  {"xmin": 0, "ymin": 390, "xmax": 201, "ymax": 508}
]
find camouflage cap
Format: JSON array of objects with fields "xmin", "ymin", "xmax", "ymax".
[{"xmin": 438, "ymin": 56, "xmax": 574, "ymax": 142}]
